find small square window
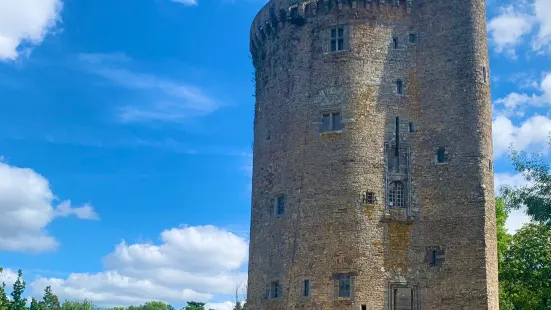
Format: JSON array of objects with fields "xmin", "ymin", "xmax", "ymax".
[
  {"xmin": 303, "ymin": 280, "xmax": 310, "ymax": 297},
  {"xmin": 330, "ymin": 27, "xmax": 345, "ymax": 52},
  {"xmin": 396, "ymin": 80, "xmax": 404, "ymax": 95},
  {"xmin": 275, "ymin": 196, "xmax": 285, "ymax": 215},
  {"xmin": 321, "ymin": 112, "xmax": 342, "ymax": 132},
  {"xmin": 363, "ymin": 191, "xmax": 376, "ymax": 205},
  {"xmin": 408, "ymin": 33, "xmax": 416, "ymax": 43}
]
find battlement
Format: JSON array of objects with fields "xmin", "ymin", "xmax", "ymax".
[{"xmin": 250, "ymin": 0, "xmax": 412, "ymax": 54}]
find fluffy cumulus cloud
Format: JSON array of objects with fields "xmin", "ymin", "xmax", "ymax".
[
  {"xmin": 487, "ymin": 5, "xmax": 534, "ymax": 56},
  {"xmin": 487, "ymin": 0, "xmax": 551, "ymax": 56},
  {"xmin": 492, "ymin": 114, "xmax": 551, "ymax": 158},
  {"xmin": 0, "ymin": 0, "xmax": 62, "ymax": 60},
  {"xmin": 29, "ymin": 225, "xmax": 248, "ymax": 309},
  {"xmin": 0, "ymin": 160, "xmax": 99, "ymax": 253}
]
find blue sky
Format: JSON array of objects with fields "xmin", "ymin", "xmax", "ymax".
[{"xmin": 0, "ymin": 0, "xmax": 550, "ymax": 309}]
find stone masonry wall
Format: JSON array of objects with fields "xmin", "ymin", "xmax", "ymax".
[{"xmin": 247, "ymin": 0, "xmax": 499, "ymax": 309}]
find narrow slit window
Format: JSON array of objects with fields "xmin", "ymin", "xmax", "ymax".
[
  {"xmin": 330, "ymin": 27, "xmax": 345, "ymax": 52},
  {"xmin": 396, "ymin": 80, "xmax": 404, "ymax": 95},
  {"xmin": 393, "ymin": 37, "xmax": 398, "ymax": 49},
  {"xmin": 429, "ymin": 250, "xmax": 437, "ymax": 266},
  {"xmin": 437, "ymin": 147, "xmax": 447, "ymax": 164},
  {"xmin": 303, "ymin": 280, "xmax": 310, "ymax": 297},
  {"xmin": 275, "ymin": 195, "xmax": 285, "ymax": 215},
  {"xmin": 409, "ymin": 122, "xmax": 415, "ymax": 133},
  {"xmin": 483, "ymin": 66, "xmax": 487, "ymax": 83}
]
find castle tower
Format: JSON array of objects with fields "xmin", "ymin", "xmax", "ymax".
[{"xmin": 247, "ymin": 0, "xmax": 499, "ymax": 309}]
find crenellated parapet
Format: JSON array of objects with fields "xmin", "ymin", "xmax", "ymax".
[{"xmin": 250, "ymin": 0, "xmax": 412, "ymax": 65}]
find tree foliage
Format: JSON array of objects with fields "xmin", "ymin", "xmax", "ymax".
[
  {"xmin": 501, "ymin": 142, "xmax": 551, "ymax": 224},
  {"xmin": 499, "ymin": 222, "xmax": 551, "ymax": 309},
  {"xmin": 0, "ymin": 267, "xmax": 8, "ymax": 310},
  {"xmin": 496, "ymin": 198, "xmax": 511, "ymax": 268}
]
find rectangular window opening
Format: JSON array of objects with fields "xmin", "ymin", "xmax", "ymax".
[
  {"xmin": 303, "ymin": 280, "xmax": 310, "ymax": 297},
  {"xmin": 270, "ymin": 281, "xmax": 280, "ymax": 299},
  {"xmin": 275, "ymin": 195, "xmax": 285, "ymax": 215},
  {"xmin": 396, "ymin": 80, "xmax": 403, "ymax": 95},
  {"xmin": 408, "ymin": 33, "xmax": 416, "ymax": 44},
  {"xmin": 330, "ymin": 27, "xmax": 345, "ymax": 52},
  {"xmin": 393, "ymin": 287, "xmax": 413, "ymax": 310},
  {"xmin": 362, "ymin": 305, "xmax": 367, "ymax": 310},
  {"xmin": 429, "ymin": 250, "xmax": 437, "ymax": 266},
  {"xmin": 393, "ymin": 37, "xmax": 398, "ymax": 49},
  {"xmin": 338, "ymin": 274, "xmax": 351, "ymax": 298},
  {"xmin": 321, "ymin": 112, "xmax": 342, "ymax": 132}
]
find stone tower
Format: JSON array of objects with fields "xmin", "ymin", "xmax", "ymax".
[{"xmin": 247, "ymin": 0, "xmax": 499, "ymax": 309}]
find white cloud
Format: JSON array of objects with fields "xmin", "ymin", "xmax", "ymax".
[
  {"xmin": 493, "ymin": 114, "xmax": 551, "ymax": 157},
  {"xmin": 0, "ymin": 161, "xmax": 99, "ymax": 252},
  {"xmin": 29, "ymin": 225, "xmax": 248, "ymax": 308},
  {"xmin": 494, "ymin": 173, "xmax": 532, "ymax": 233},
  {"xmin": 78, "ymin": 53, "xmax": 220, "ymax": 124},
  {"xmin": 488, "ymin": 0, "xmax": 551, "ymax": 56},
  {"xmin": 0, "ymin": 0, "xmax": 62, "ymax": 60},
  {"xmin": 172, "ymin": 0, "xmax": 198, "ymax": 6},
  {"xmin": 205, "ymin": 301, "xmax": 234, "ymax": 310},
  {"xmin": 0, "ymin": 268, "xmax": 18, "ymax": 287},
  {"xmin": 532, "ymin": 0, "xmax": 551, "ymax": 53},
  {"xmin": 487, "ymin": 5, "xmax": 534, "ymax": 57}
]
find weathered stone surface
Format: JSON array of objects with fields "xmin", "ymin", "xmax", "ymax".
[{"xmin": 247, "ymin": 0, "xmax": 499, "ymax": 309}]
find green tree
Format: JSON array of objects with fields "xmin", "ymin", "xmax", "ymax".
[
  {"xmin": 42, "ymin": 286, "xmax": 60, "ymax": 310},
  {"xmin": 60, "ymin": 299, "xmax": 97, "ymax": 310},
  {"xmin": 30, "ymin": 298, "xmax": 47, "ymax": 310},
  {"xmin": 500, "ymin": 223, "xmax": 551, "ymax": 309},
  {"xmin": 496, "ymin": 198, "xmax": 511, "ymax": 267},
  {"xmin": 501, "ymin": 142, "xmax": 551, "ymax": 224},
  {"xmin": 9, "ymin": 269, "xmax": 27, "ymax": 310},
  {"xmin": 0, "ymin": 267, "xmax": 8, "ymax": 310},
  {"xmin": 182, "ymin": 302, "xmax": 206, "ymax": 310}
]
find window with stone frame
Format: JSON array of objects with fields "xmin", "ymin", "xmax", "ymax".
[
  {"xmin": 321, "ymin": 112, "xmax": 342, "ymax": 132},
  {"xmin": 335, "ymin": 273, "xmax": 352, "ymax": 299},
  {"xmin": 394, "ymin": 287, "xmax": 413, "ymax": 309},
  {"xmin": 389, "ymin": 181, "xmax": 405, "ymax": 208},
  {"xmin": 269, "ymin": 281, "xmax": 280, "ymax": 299},
  {"xmin": 389, "ymin": 283, "xmax": 419, "ymax": 310},
  {"xmin": 330, "ymin": 27, "xmax": 345, "ymax": 52}
]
